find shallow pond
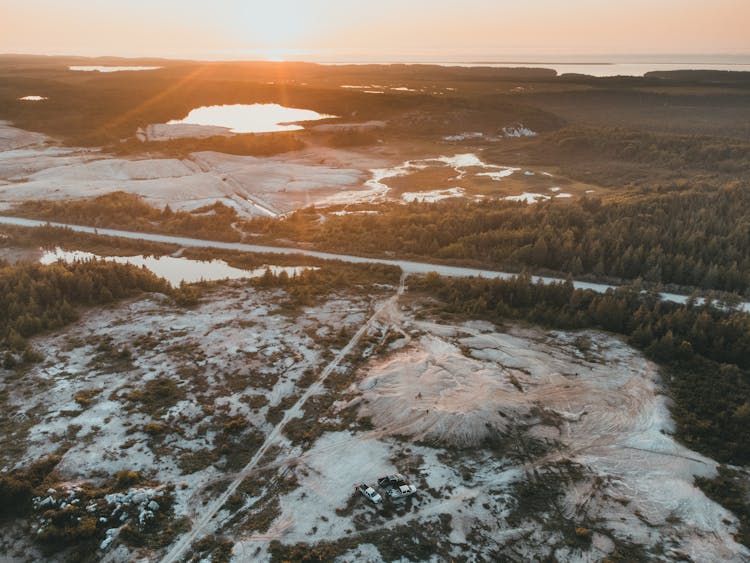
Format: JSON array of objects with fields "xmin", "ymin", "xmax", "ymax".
[
  {"xmin": 40, "ymin": 248, "xmax": 314, "ymax": 286},
  {"xmin": 69, "ymin": 66, "xmax": 161, "ymax": 72},
  {"xmin": 166, "ymin": 103, "xmax": 336, "ymax": 133}
]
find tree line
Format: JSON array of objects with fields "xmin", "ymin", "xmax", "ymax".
[
  {"xmin": 250, "ymin": 183, "xmax": 750, "ymax": 295},
  {"xmin": 0, "ymin": 260, "xmax": 169, "ymax": 360},
  {"xmin": 13, "ymin": 192, "xmax": 241, "ymax": 242}
]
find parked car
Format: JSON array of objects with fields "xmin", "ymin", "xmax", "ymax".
[
  {"xmin": 388, "ymin": 483, "xmax": 417, "ymax": 498},
  {"xmin": 356, "ymin": 483, "xmax": 383, "ymax": 504},
  {"xmin": 377, "ymin": 474, "xmax": 417, "ymax": 498},
  {"xmin": 377, "ymin": 473, "xmax": 407, "ymax": 487}
]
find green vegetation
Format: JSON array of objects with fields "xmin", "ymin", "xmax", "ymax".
[
  {"xmin": 15, "ymin": 184, "xmax": 750, "ymax": 297},
  {"xmin": 0, "ymin": 57, "xmax": 563, "ymax": 147},
  {"xmin": 695, "ymin": 466, "xmax": 750, "ymax": 548},
  {"xmin": 117, "ymin": 131, "xmax": 304, "ymax": 158},
  {"xmin": 0, "ymin": 456, "xmax": 60, "ymax": 519},
  {"xmin": 322, "ymin": 128, "xmax": 380, "ymax": 147},
  {"xmin": 501, "ymin": 126, "xmax": 750, "ymax": 185},
  {"xmin": 12, "ymin": 192, "xmax": 241, "ymax": 242},
  {"xmin": 2, "ymin": 56, "xmax": 750, "ymax": 559},
  {"xmin": 0, "ymin": 459, "xmax": 177, "ymax": 559},
  {"xmin": 0, "ymin": 259, "xmax": 169, "ymax": 355},
  {"xmin": 268, "ymin": 514, "xmax": 454, "ymax": 562},
  {"xmin": 242, "ymin": 182, "xmax": 750, "ymax": 295},
  {"xmin": 248, "ymin": 262, "xmax": 401, "ymax": 307},
  {"xmin": 124, "ymin": 377, "xmax": 185, "ymax": 417},
  {"xmin": 188, "ymin": 535, "xmax": 234, "ymax": 563}
]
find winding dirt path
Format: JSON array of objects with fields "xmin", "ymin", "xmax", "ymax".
[{"xmin": 158, "ymin": 274, "xmax": 406, "ymax": 563}]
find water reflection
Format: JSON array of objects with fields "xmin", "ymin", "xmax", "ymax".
[
  {"xmin": 69, "ymin": 66, "xmax": 161, "ymax": 72},
  {"xmin": 166, "ymin": 103, "xmax": 335, "ymax": 133},
  {"xmin": 40, "ymin": 248, "xmax": 314, "ymax": 286}
]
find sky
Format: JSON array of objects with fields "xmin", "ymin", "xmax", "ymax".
[{"xmin": 1, "ymin": 0, "xmax": 749, "ymax": 61}]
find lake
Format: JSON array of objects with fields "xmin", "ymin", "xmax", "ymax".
[
  {"xmin": 39, "ymin": 248, "xmax": 314, "ymax": 286},
  {"xmin": 166, "ymin": 103, "xmax": 336, "ymax": 134},
  {"xmin": 69, "ymin": 66, "xmax": 161, "ymax": 72}
]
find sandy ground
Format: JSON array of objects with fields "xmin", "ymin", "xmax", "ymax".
[
  {"xmin": 1, "ymin": 117, "xmax": 748, "ymax": 560},
  {"xmin": 229, "ymin": 296, "xmax": 747, "ymax": 562},
  {"xmin": 0, "ymin": 283, "xmax": 378, "ymax": 561},
  {"xmin": 351, "ymin": 318, "xmax": 747, "ymax": 561},
  {"xmin": 0, "ymin": 122, "xmax": 580, "ymax": 217},
  {"xmin": 0, "ymin": 122, "xmax": 389, "ymax": 217},
  {"xmin": 1, "ymin": 277, "xmax": 748, "ymax": 562}
]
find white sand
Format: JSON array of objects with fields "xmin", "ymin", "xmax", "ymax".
[{"xmin": 0, "ymin": 122, "xmax": 387, "ymax": 216}]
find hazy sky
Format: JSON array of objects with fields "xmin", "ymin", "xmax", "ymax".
[{"xmin": 1, "ymin": 0, "xmax": 749, "ymax": 60}]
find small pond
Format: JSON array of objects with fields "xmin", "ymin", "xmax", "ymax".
[
  {"xmin": 40, "ymin": 248, "xmax": 314, "ymax": 286},
  {"xmin": 166, "ymin": 103, "xmax": 336, "ymax": 133},
  {"xmin": 69, "ymin": 66, "xmax": 161, "ymax": 72}
]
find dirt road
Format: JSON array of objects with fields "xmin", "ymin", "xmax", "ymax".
[{"xmin": 158, "ymin": 274, "xmax": 406, "ymax": 563}]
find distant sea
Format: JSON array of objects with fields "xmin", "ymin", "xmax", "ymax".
[{"xmin": 316, "ymin": 54, "xmax": 750, "ymax": 77}]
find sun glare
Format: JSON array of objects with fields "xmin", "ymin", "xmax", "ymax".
[
  {"xmin": 249, "ymin": 48, "xmax": 308, "ymax": 62},
  {"xmin": 236, "ymin": 3, "xmax": 316, "ymax": 47}
]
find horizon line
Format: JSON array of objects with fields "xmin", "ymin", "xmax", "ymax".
[{"xmin": 2, "ymin": 51, "xmax": 750, "ymax": 65}]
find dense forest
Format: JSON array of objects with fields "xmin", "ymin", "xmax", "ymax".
[
  {"xmin": 0, "ymin": 58, "xmax": 563, "ymax": 146},
  {"xmin": 14, "ymin": 182, "xmax": 750, "ymax": 296},
  {"xmin": 411, "ymin": 273, "xmax": 750, "ymax": 466},
  {"xmin": 485, "ymin": 126, "xmax": 750, "ymax": 188},
  {"xmin": 2, "ymin": 57, "xmax": 748, "ymax": 148},
  {"xmin": 243, "ymin": 183, "xmax": 750, "ymax": 295},
  {"xmin": 528, "ymin": 127, "xmax": 750, "ymax": 177},
  {"xmin": 0, "ymin": 260, "xmax": 169, "ymax": 359}
]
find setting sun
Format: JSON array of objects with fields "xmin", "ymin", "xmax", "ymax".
[{"xmin": 233, "ymin": 2, "xmax": 318, "ymax": 47}]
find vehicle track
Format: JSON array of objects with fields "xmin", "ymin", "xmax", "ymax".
[{"xmin": 158, "ymin": 274, "xmax": 406, "ymax": 563}]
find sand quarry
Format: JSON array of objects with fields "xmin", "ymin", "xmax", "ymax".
[
  {"xmin": 0, "ymin": 272, "xmax": 746, "ymax": 562},
  {"xmin": 250, "ymin": 303, "xmax": 747, "ymax": 562},
  {"xmin": 348, "ymin": 317, "xmax": 745, "ymax": 561},
  {"xmin": 0, "ymin": 120, "xmax": 387, "ymax": 217},
  {"xmin": 0, "ymin": 121, "xmax": 578, "ymax": 218}
]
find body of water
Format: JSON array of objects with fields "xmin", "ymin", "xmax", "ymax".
[
  {"xmin": 320, "ymin": 57, "xmax": 750, "ymax": 77},
  {"xmin": 432, "ymin": 62, "xmax": 750, "ymax": 77},
  {"xmin": 39, "ymin": 248, "xmax": 312, "ymax": 286},
  {"xmin": 166, "ymin": 104, "xmax": 336, "ymax": 134},
  {"xmin": 69, "ymin": 66, "xmax": 161, "ymax": 72}
]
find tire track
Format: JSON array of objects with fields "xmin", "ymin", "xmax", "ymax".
[{"xmin": 158, "ymin": 274, "xmax": 406, "ymax": 563}]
